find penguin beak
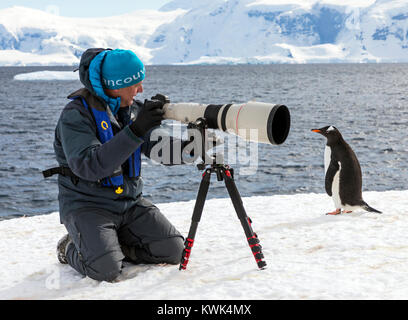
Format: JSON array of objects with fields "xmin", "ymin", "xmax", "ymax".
[{"xmin": 311, "ymin": 129, "xmax": 326, "ymax": 137}]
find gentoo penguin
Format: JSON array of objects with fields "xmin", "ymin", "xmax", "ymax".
[{"xmin": 311, "ymin": 126, "xmax": 382, "ymax": 215}]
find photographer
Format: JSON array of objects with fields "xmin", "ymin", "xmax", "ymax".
[{"xmin": 49, "ymin": 48, "xmax": 186, "ymax": 282}]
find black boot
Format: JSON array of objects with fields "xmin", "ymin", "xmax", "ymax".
[{"xmin": 57, "ymin": 234, "xmax": 72, "ymax": 264}]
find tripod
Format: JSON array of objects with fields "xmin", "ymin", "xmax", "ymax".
[{"xmin": 179, "ymin": 118, "xmax": 267, "ymax": 270}]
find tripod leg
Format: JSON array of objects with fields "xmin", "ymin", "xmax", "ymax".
[
  {"xmin": 179, "ymin": 169, "xmax": 211, "ymax": 270},
  {"xmin": 221, "ymin": 168, "xmax": 267, "ymax": 270}
]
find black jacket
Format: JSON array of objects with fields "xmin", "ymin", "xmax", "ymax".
[{"xmin": 53, "ymin": 48, "xmax": 183, "ymax": 222}]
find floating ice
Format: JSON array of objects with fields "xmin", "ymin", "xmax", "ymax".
[{"xmin": 13, "ymin": 71, "xmax": 78, "ymax": 81}]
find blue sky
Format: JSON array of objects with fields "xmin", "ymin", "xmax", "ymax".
[{"xmin": 0, "ymin": 0, "xmax": 172, "ymax": 17}]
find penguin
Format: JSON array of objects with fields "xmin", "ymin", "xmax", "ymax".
[{"xmin": 311, "ymin": 126, "xmax": 382, "ymax": 215}]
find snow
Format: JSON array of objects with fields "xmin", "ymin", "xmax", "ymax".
[
  {"xmin": 1, "ymin": 190, "xmax": 408, "ymax": 300},
  {"xmin": 0, "ymin": 50, "xmax": 80, "ymax": 67},
  {"xmin": 0, "ymin": 6, "xmax": 186, "ymax": 66},
  {"xmin": 248, "ymin": 0, "xmax": 376, "ymax": 7},
  {"xmin": 1, "ymin": 1, "xmax": 408, "ymax": 65},
  {"xmin": 148, "ymin": 0, "xmax": 408, "ymax": 64},
  {"xmin": 277, "ymin": 43, "xmax": 347, "ymax": 63},
  {"xmin": 14, "ymin": 71, "xmax": 78, "ymax": 81}
]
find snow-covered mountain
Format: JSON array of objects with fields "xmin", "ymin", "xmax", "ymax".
[
  {"xmin": 0, "ymin": 6, "xmax": 186, "ymax": 65},
  {"xmin": 0, "ymin": 0, "xmax": 408, "ymax": 65}
]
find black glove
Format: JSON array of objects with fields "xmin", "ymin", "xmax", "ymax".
[{"xmin": 130, "ymin": 99, "xmax": 165, "ymax": 137}]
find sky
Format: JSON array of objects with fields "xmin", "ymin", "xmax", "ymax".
[
  {"xmin": 0, "ymin": 0, "xmax": 379, "ymax": 17},
  {"xmin": 0, "ymin": 0, "xmax": 172, "ymax": 17}
]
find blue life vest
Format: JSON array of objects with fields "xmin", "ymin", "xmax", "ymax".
[{"xmin": 75, "ymin": 97, "xmax": 141, "ymax": 194}]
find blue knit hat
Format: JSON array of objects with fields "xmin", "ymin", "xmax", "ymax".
[{"xmin": 101, "ymin": 49, "xmax": 145, "ymax": 90}]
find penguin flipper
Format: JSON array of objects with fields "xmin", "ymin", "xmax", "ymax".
[{"xmin": 325, "ymin": 160, "xmax": 339, "ymax": 196}]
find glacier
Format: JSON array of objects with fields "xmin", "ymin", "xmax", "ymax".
[{"xmin": 0, "ymin": 0, "xmax": 408, "ymax": 65}]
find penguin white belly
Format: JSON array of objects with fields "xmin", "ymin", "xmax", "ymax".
[
  {"xmin": 332, "ymin": 164, "xmax": 342, "ymax": 209},
  {"xmin": 324, "ymin": 146, "xmax": 331, "ymax": 173},
  {"xmin": 324, "ymin": 146, "xmax": 342, "ymax": 209}
]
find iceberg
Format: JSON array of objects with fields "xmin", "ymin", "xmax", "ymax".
[{"xmin": 13, "ymin": 70, "xmax": 79, "ymax": 81}]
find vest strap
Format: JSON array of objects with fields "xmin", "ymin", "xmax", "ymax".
[
  {"xmin": 42, "ymin": 166, "xmax": 76, "ymax": 178},
  {"xmin": 42, "ymin": 166, "xmax": 80, "ymax": 185},
  {"xmin": 54, "ymin": 95, "xmax": 141, "ymax": 193}
]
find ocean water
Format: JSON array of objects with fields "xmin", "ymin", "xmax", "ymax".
[{"xmin": 0, "ymin": 64, "xmax": 407, "ymax": 219}]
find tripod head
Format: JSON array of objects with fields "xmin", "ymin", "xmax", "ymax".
[{"xmin": 187, "ymin": 117, "xmax": 223, "ymax": 171}]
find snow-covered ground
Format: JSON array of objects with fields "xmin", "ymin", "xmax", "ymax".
[{"xmin": 1, "ymin": 190, "xmax": 407, "ymax": 300}]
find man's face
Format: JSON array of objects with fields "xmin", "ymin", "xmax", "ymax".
[{"xmin": 105, "ymin": 82, "xmax": 144, "ymax": 107}]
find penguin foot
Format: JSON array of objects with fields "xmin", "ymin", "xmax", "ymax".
[{"xmin": 326, "ymin": 209, "xmax": 341, "ymax": 215}]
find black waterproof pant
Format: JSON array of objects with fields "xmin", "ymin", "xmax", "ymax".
[{"xmin": 63, "ymin": 198, "xmax": 184, "ymax": 282}]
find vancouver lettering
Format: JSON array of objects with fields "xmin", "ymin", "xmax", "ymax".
[{"xmin": 103, "ymin": 70, "xmax": 145, "ymax": 87}]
